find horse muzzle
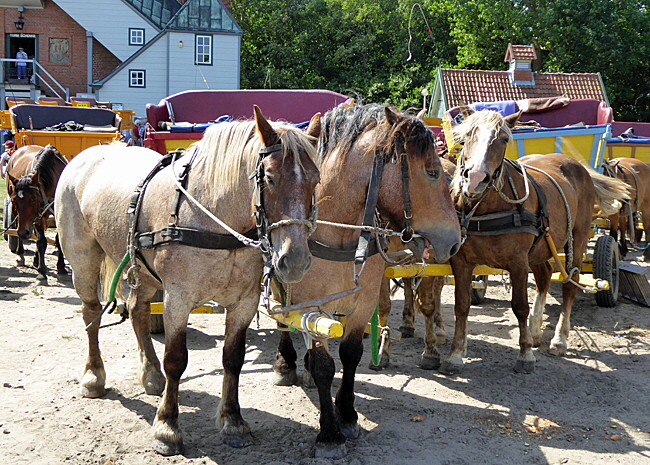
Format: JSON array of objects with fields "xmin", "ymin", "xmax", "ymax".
[{"xmin": 272, "ymin": 236, "xmax": 313, "ymax": 283}]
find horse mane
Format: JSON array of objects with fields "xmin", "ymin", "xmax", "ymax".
[
  {"xmin": 318, "ymin": 104, "xmax": 435, "ymax": 164},
  {"xmin": 193, "ymin": 120, "xmax": 318, "ymax": 198},
  {"xmin": 15, "ymin": 144, "xmax": 67, "ymax": 192},
  {"xmin": 450, "ymin": 110, "xmax": 513, "ymax": 199}
]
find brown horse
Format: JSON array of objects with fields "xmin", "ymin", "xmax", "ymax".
[
  {"xmin": 5, "ymin": 144, "xmax": 68, "ymax": 282},
  {"xmin": 435, "ymin": 109, "xmax": 629, "ymax": 376},
  {"xmin": 603, "ymin": 157, "xmax": 650, "ymax": 260},
  {"xmin": 55, "ymin": 107, "xmax": 321, "ymax": 456},
  {"xmin": 271, "ymin": 104, "xmax": 461, "ymax": 459}
]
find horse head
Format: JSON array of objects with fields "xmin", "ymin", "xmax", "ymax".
[
  {"xmin": 253, "ymin": 105, "xmax": 321, "ymax": 283},
  {"xmin": 375, "ymin": 107, "xmax": 461, "ymax": 264},
  {"xmin": 452, "ymin": 109, "xmax": 520, "ymax": 200},
  {"xmin": 6, "ymin": 170, "xmax": 41, "ymax": 240}
]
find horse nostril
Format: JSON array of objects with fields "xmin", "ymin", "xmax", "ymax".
[{"xmin": 449, "ymin": 241, "xmax": 461, "ymax": 257}]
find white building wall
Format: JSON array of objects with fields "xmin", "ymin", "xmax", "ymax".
[
  {"xmin": 95, "ymin": 32, "xmax": 240, "ymax": 117},
  {"xmin": 53, "ymin": 0, "xmax": 158, "ymax": 61}
]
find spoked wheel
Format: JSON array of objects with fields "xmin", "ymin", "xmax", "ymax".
[
  {"xmin": 594, "ymin": 235, "xmax": 620, "ymax": 307},
  {"xmin": 150, "ymin": 289, "xmax": 165, "ymax": 334},
  {"xmin": 4, "ymin": 196, "xmax": 20, "ymax": 254},
  {"xmin": 471, "ymin": 275, "xmax": 489, "ymax": 304}
]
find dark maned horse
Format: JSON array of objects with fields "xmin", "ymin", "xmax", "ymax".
[
  {"xmin": 5, "ymin": 144, "xmax": 68, "ymax": 282},
  {"xmin": 434, "ymin": 109, "xmax": 629, "ymax": 376},
  {"xmin": 54, "ymin": 107, "xmax": 321, "ymax": 456},
  {"xmin": 603, "ymin": 157, "xmax": 650, "ymax": 260},
  {"xmin": 272, "ymin": 104, "xmax": 461, "ymax": 458}
]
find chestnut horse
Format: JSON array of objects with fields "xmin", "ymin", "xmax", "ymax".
[
  {"xmin": 5, "ymin": 144, "xmax": 68, "ymax": 282},
  {"xmin": 272, "ymin": 104, "xmax": 461, "ymax": 458},
  {"xmin": 54, "ymin": 107, "xmax": 321, "ymax": 456},
  {"xmin": 602, "ymin": 157, "xmax": 650, "ymax": 260},
  {"xmin": 436, "ymin": 109, "xmax": 629, "ymax": 376}
]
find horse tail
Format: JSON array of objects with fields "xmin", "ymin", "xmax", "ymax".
[
  {"xmin": 99, "ymin": 256, "xmax": 124, "ymax": 302},
  {"xmin": 590, "ymin": 170, "xmax": 632, "ymax": 217}
]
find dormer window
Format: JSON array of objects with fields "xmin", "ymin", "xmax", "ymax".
[{"xmin": 504, "ymin": 44, "xmax": 536, "ymax": 85}]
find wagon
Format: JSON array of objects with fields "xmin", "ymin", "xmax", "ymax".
[{"xmin": 3, "ymin": 104, "xmax": 125, "ymax": 251}]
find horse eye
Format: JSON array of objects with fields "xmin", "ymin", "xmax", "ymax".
[
  {"xmin": 265, "ymin": 175, "xmax": 276, "ymax": 188},
  {"xmin": 426, "ymin": 167, "xmax": 441, "ymax": 180}
]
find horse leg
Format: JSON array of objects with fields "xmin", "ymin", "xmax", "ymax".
[
  {"xmin": 308, "ymin": 338, "xmax": 346, "ymax": 459},
  {"xmin": 418, "ymin": 276, "xmax": 445, "ymax": 370},
  {"xmin": 642, "ymin": 212, "xmax": 650, "ymax": 261},
  {"xmin": 15, "ymin": 237, "xmax": 25, "ymax": 266},
  {"xmin": 400, "ymin": 278, "xmax": 416, "ymax": 337},
  {"xmin": 216, "ymin": 294, "xmax": 257, "ymax": 449},
  {"xmin": 34, "ymin": 225, "xmax": 48, "ymax": 282},
  {"xmin": 529, "ymin": 262, "xmax": 552, "ymax": 347},
  {"xmin": 371, "ymin": 276, "xmax": 392, "ymax": 370},
  {"xmin": 151, "ymin": 294, "xmax": 193, "ymax": 456},
  {"xmin": 128, "ymin": 286, "xmax": 165, "ymax": 395},
  {"xmin": 272, "ymin": 328, "xmax": 299, "ymax": 386},
  {"xmin": 510, "ymin": 267, "xmax": 535, "ymax": 373},
  {"xmin": 439, "ymin": 264, "xmax": 473, "ymax": 375},
  {"xmin": 55, "ymin": 233, "xmax": 68, "ymax": 275},
  {"xmin": 336, "ymin": 329, "xmax": 365, "ymax": 441}
]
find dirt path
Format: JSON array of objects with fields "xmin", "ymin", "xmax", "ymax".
[{"xmin": 1, "ymin": 236, "xmax": 650, "ymax": 465}]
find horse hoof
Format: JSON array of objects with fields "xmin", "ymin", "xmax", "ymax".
[
  {"xmin": 272, "ymin": 369, "xmax": 298, "ymax": 386},
  {"xmin": 340, "ymin": 422, "xmax": 361, "ymax": 440},
  {"xmin": 531, "ymin": 336, "xmax": 543, "ymax": 348},
  {"xmin": 399, "ymin": 326, "xmax": 415, "ymax": 338},
  {"xmin": 222, "ymin": 432, "xmax": 253, "ymax": 448},
  {"xmin": 513, "ymin": 360, "xmax": 535, "ymax": 374},
  {"xmin": 152, "ymin": 438, "xmax": 184, "ymax": 456},
  {"xmin": 16, "ymin": 257, "xmax": 25, "ymax": 266},
  {"xmin": 314, "ymin": 441, "xmax": 347, "ymax": 459},
  {"xmin": 302, "ymin": 371, "xmax": 316, "ymax": 388},
  {"xmin": 57, "ymin": 269, "xmax": 69, "ymax": 276},
  {"xmin": 36, "ymin": 274, "xmax": 48, "ymax": 283},
  {"xmin": 438, "ymin": 361, "xmax": 462, "ymax": 376},
  {"xmin": 436, "ymin": 334, "xmax": 447, "ymax": 345},
  {"xmin": 418, "ymin": 355, "xmax": 441, "ymax": 370},
  {"xmin": 80, "ymin": 385, "xmax": 106, "ymax": 399},
  {"xmin": 549, "ymin": 344, "xmax": 567, "ymax": 356}
]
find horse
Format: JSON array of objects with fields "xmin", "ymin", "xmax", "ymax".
[
  {"xmin": 54, "ymin": 106, "xmax": 321, "ymax": 456},
  {"xmin": 4, "ymin": 144, "xmax": 68, "ymax": 282},
  {"xmin": 271, "ymin": 104, "xmax": 462, "ymax": 459},
  {"xmin": 602, "ymin": 157, "xmax": 650, "ymax": 260},
  {"xmin": 434, "ymin": 108, "xmax": 630, "ymax": 376}
]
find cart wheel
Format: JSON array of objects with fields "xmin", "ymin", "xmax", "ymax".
[
  {"xmin": 471, "ymin": 275, "xmax": 489, "ymax": 304},
  {"xmin": 150, "ymin": 289, "xmax": 165, "ymax": 334},
  {"xmin": 594, "ymin": 235, "xmax": 620, "ymax": 307},
  {"xmin": 3, "ymin": 196, "xmax": 20, "ymax": 254}
]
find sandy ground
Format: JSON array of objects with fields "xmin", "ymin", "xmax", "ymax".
[{"xmin": 1, "ymin": 233, "xmax": 650, "ymax": 465}]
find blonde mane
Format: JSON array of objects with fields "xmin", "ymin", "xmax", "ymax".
[{"xmin": 192, "ymin": 120, "xmax": 318, "ymax": 198}]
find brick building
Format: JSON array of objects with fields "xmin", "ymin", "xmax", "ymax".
[{"xmin": 0, "ymin": 0, "xmax": 241, "ymax": 116}]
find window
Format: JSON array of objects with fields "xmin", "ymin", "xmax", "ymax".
[
  {"xmin": 195, "ymin": 35, "xmax": 212, "ymax": 65},
  {"xmin": 129, "ymin": 70, "xmax": 145, "ymax": 88},
  {"xmin": 129, "ymin": 28, "xmax": 145, "ymax": 46}
]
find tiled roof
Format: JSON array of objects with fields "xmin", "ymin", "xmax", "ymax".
[
  {"xmin": 440, "ymin": 69, "xmax": 606, "ymax": 108},
  {"xmin": 505, "ymin": 44, "xmax": 536, "ymax": 62}
]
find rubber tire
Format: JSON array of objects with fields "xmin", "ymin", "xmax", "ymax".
[
  {"xmin": 470, "ymin": 275, "xmax": 489, "ymax": 305},
  {"xmin": 4, "ymin": 196, "xmax": 20, "ymax": 254},
  {"xmin": 150, "ymin": 289, "xmax": 165, "ymax": 334},
  {"xmin": 594, "ymin": 235, "xmax": 620, "ymax": 307}
]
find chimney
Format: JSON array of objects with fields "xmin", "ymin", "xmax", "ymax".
[{"xmin": 504, "ymin": 44, "xmax": 536, "ymax": 85}]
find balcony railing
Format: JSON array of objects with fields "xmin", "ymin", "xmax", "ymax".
[{"xmin": 0, "ymin": 58, "xmax": 69, "ymax": 101}]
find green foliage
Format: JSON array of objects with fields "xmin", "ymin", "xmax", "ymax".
[{"xmin": 231, "ymin": 0, "xmax": 650, "ymax": 120}]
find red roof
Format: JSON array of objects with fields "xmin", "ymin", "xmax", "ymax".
[
  {"xmin": 440, "ymin": 69, "xmax": 606, "ymax": 108},
  {"xmin": 504, "ymin": 44, "xmax": 536, "ymax": 62}
]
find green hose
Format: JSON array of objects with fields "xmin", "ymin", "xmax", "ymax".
[
  {"xmin": 370, "ymin": 302, "xmax": 379, "ymax": 366},
  {"xmin": 108, "ymin": 253, "xmax": 131, "ymax": 302}
]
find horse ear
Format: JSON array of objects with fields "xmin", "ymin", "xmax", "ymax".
[
  {"xmin": 6, "ymin": 173, "xmax": 18, "ymax": 187},
  {"xmin": 416, "ymin": 108, "xmax": 426, "ymax": 120},
  {"xmin": 505, "ymin": 110, "xmax": 522, "ymax": 129},
  {"xmin": 253, "ymin": 105, "xmax": 280, "ymax": 147},
  {"xmin": 305, "ymin": 113, "xmax": 321, "ymax": 145},
  {"xmin": 384, "ymin": 106, "xmax": 400, "ymax": 126},
  {"xmin": 460, "ymin": 104, "xmax": 474, "ymax": 119}
]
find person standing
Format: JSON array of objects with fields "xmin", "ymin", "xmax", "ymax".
[
  {"xmin": 1, "ymin": 140, "xmax": 16, "ymax": 176},
  {"xmin": 16, "ymin": 47, "xmax": 28, "ymax": 81}
]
